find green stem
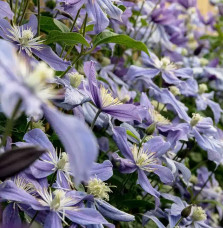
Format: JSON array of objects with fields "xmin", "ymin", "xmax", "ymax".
[
  {"xmin": 19, "ymin": 0, "xmax": 29, "ymax": 25},
  {"xmin": 14, "ymin": 0, "xmax": 19, "ymax": 23},
  {"xmin": 28, "ymin": 211, "xmax": 39, "ymax": 227},
  {"xmin": 37, "ymin": 0, "xmax": 40, "ymax": 36},
  {"xmin": 91, "ymin": 109, "xmax": 101, "ymax": 130},
  {"xmin": 1, "ymin": 99, "xmax": 22, "ymax": 147},
  {"xmin": 60, "ymin": 8, "xmax": 81, "ymax": 58},
  {"xmin": 174, "ymin": 217, "xmax": 183, "ymax": 227},
  {"xmin": 49, "ymin": 171, "xmax": 57, "ymax": 187},
  {"xmin": 190, "ymin": 170, "xmax": 216, "ymax": 203}
]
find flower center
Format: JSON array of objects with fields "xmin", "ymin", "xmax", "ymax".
[
  {"xmin": 68, "ymin": 72, "xmax": 84, "ymax": 88},
  {"xmin": 50, "ymin": 190, "xmax": 66, "ymax": 211},
  {"xmin": 131, "ymin": 145, "xmax": 158, "ymax": 172},
  {"xmin": 190, "ymin": 113, "xmax": 203, "ymax": 127},
  {"xmin": 169, "ymin": 86, "xmax": 181, "ymax": 96},
  {"xmin": 100, "ymin": 86, "xmax": 122, "ymax": 108},
  {"xmin": 87, "ymin": 178, "xmax": 112, "ymax": 201},
  {"xmin": 192, "ymin": 206, "xmax": 207, "ymax": 221},
  {"xmin": 56, "ymin": 152, "xmax": 69, "ymax": 170},
  {"xmin": 160, "ymin": 57, "xmax": 176, "ymax": 70},
  {"xmin": 22, "ymin": 29, "xmax": 34, "ymax": 40},
  {"xmin": 149, "ymin": 109, "xmax": 170, "ymax": 125}
]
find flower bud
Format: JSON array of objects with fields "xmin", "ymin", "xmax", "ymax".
[
  {"xmin": 181, "ymin": 205, "xmax": 193, "ymax": 218},
  {"xmin": 68, "ymin": 72, "xmax": 84, "ymax": 88},
  {"xmin": 199, "ymin": 84, "xmax": 208, "ymax": 94},
  {"xmin": 146, "ymin": 123, "xmax": 156, "ymax": 135},
  {"xmin": 181, "ymin": 48, "xmax": 188, "ymax": 56},
  {"xmin": 189, "ymin": 175, "xmax": 198, "ymax": 185},
  {"xmin": 200, "ymin": 58, "xmax": 209, "ymax": 66},
  {"xmin": 169, "ymin": 86, "xmax": 181, "ymax": 96},
  {"xmin": 190, "ymin": 113, "xmax": 203, "ymax": 127}
]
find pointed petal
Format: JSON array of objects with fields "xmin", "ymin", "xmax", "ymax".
[
  {"xmin": 113, "ymin": 127, "xmax": 134, "ymax": 160},
  {"xmin": 84, "ymin": 61, "xmax": 102, "ymax": 108},
  {"xmin": 43, "ymin": 105, "xmax": 98, "ymax": 184},
  {"xmin": 95, "ymin": 199, "xmax": 135, "ymax": 222},
  {"xmin": 32, "ymin": 46, "xmax": 70, "ymax": 71},
  {"xmin": 44, "ymin": 212, "xmax": 62, "ymax": 228},
  {"xmin": 103, "ymin": 104, "xmax": 141, "ymax": 122},
  {"xmin": 137, "ymin": 170, "xmax": 160, "ymax": 208},
  {"xmin": 0, "ymin": 1, "xmax": 14, "ymax": 20}
]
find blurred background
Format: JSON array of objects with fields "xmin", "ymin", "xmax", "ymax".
[{"xmin": 198, "ymin": 0, "xmax": 216, "ymax": 14}]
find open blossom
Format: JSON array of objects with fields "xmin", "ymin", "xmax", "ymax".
[
  {"xmin": 0, "ymin": 15, "xmax": 69, "ymax": 71},
  {"xmin": 113, "ymin": 127, "xmax": 173, "ymax": 207},
  {"xmin": 84, "ymin": 61, "xmax": 141, "ymax": 122}
]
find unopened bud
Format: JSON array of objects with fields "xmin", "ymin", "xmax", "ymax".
[
  {"xmin": 146, "ymin": 123, "xmax": 156, "ymax": 135},
  {"xmin": 198, "ymin": 84, "xmax": 208, "ymax": 94},
  {"xmin": 190, "ymin": 175, "xmax": 198, "ymax": 184},
  {"xmin": 68, "ymin": 72, "xmax": 84, "ymax": 88},
  {"xmin": 181, "ymin": 48, "xmax": 188, "ymax": 56},
  {"xmin": 181, "ymin": 205, "xmax": 193, "ymax": 218},
  {"xmin": 200, "ymin": 58, "xmax": 209, "ymax": 67},
  {"xmin": 190, "ymin": 113, "xmax": 203, "ymax": 127},
  {"xmin": 169, "ymin": 86, "xmax": 181, "ymax": 96}
]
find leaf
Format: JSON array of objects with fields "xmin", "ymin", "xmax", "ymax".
[
  {"xmin": 93, "ymin": 30, "xmax": 149, "ymax": 55},
  {"xmin": 40, "ymin": 16, "xmax": 69, "ymax": 33},
  {"xmin": 45, "ymin": 30, "xmax": 90, "ymax": 47},
  {"xmin": 0, "ymin": 147, "xmax": 45, "ymax": 180},
  {"xmin": 122, "ymin": 199, "xmax": 154, "ymax": 209},
  {"xmin": 126, "ymin": 130, "xmax": 140, "ymax": 142}
]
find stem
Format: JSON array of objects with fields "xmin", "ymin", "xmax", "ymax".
[
  {"xmin": 132, "ymin": 0, "xmax": 145, "ymax": 38},
  {"xmin": 60, "ymin": 13, "xmax": 88, "ymax": 77},
  {"xmin": 1, "ymin": 99, "xmax": 22, "ymax": 147},
  {"xmin": 49, "ymin": 171, "xmax": 57, "ymax": 187},
  {"xmin": 190, "ymin": 169, "xmax": 216, "ymax": 203},
  {"xmin": 60, "ymin": 8, "xmax": 81, "ymax": 58},
  {"xmin": 174, "ymin": 217, "xmax": 183, "ymax": 227},
  {"xmin": 28, "ymin": 211, "xmax": 38, "ymax": 227},
  {"xmin": 14, "ymin": 0, "xmax": 19, "ymax": 23},
  {"xmin": 91, "ymin": 109, "xmax": 101, "ymax": 130},
  {"xmin": 37, "ymin": 0, "xmax": 40, "ymax": 36},
  {"xmin": 10, "ymin": 0, "xmax": 13, "ymax": 11},
  {"xmin": 19, "ymin": 0, "xmax": 29, "ymax": 25}
]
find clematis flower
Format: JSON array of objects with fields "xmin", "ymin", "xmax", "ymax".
[
  {"xmin": 84, "ymin": 160, "xmax": 135, "ymax": 223},
  {"xmin": 84, "ymin": 61, "xmax": 141, "ymax": 122},
  {"xmin": 0, "ymin": 40, "xmax": 98, "ymax": 184},
  {"xmin": 113, "ymin": 127, "xmax": 174, "ymax": 207},
  {"xmin": 195, "ymin": 84, "xmax": 222, "ymax": 123},
  {"xmin": 58, "ymin": 0, "xmax": 122, "ymax": 33},
  {"xmin": 0, "ymin": 15, "xmax": 69, "ymax": 71},
  {"xmin": 125, "ymin": 52, "xmax": 193, "ymax": 87}
]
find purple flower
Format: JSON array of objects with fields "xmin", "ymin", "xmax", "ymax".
[
  {"xmin": 125, "ymin": 52, "xmax": 193, "ymax": 87},
  {"xmin": 58, "ymin": 0, "xmax": 122, "ymax": 33},
  {"xmin": 0, "ymin": 40, "xmax": 98, "ymax": 184},
  {"xmin": 113, "ymin": 127, "xmax": 174, "ymax": 207},
  {"xmin": 84, "ymin": 61, "xmax": 141, "ymax": 122},
  {"xmin": 0, "ymin": 15, "xmax": 69, "ymax": 71}
]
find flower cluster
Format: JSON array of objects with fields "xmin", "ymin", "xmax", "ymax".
[{"xmin": 0, "ymin": 0, "xmax": 223, "ymax": 227}]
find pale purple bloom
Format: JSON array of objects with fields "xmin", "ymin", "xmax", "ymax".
[
  {"xmin": 0, "ymin": 40, "xmax": 98, "ymax": 184},
  {"xmin": 58, "ymin": 0, "xmax": 122, "ymax": 33},
  {"xmin": 84, "ymin": 61, "xmax": 141, "ymax": 122},
  {"xmin": 0, "ymin": 15, "xmax": 69, "ymax": 71},
  {"xmin": 113, "ymin": 127, "xmax": 174, "ymax": 207}
]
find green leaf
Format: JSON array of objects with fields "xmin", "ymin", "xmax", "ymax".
[
  {"xmin": 126, "ymin": 130, "xmax": 140, "ymax": 142},
  {"xmin": 45, "ymin": 30, "xmax": 90, "ymax": 47},
  {"xmin": 93, "ymin": 30, "xmax": 149, "ymax": 55},
  {"xmin": 40, "ymin": 16, "xmax": 69, "ymax": 33}
]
